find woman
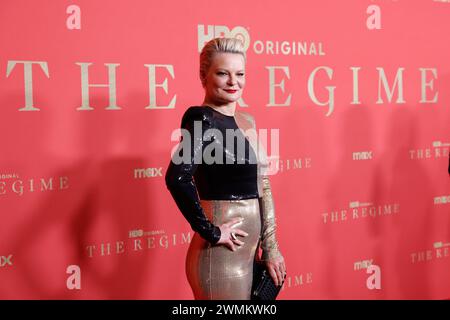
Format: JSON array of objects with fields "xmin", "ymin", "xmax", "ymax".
[{"xmin": 165, "ymin": 37, "xmax": 286, "ymax": 300}]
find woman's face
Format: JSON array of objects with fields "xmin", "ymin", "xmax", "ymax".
[{"xmin": 203, "ymin": 52, "xmax": 246, "ymax": 105}]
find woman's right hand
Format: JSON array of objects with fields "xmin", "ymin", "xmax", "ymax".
[{"xmin": 216, "ymin": 217, "xmax": 248, "ymax": 251}]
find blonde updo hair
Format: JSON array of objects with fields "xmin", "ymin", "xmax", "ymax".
[{"xmin": 199, "ymin": 37, "xmax": 246, "ymax": 87}]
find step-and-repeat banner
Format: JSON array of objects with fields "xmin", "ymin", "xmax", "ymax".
[{"xmin": 0, "ymin": 0, "xmax": 449, "ymax": 299}]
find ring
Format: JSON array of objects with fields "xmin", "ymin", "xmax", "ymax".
[{"xmin": 230, "ymin": 232, "xmax": 237, "ymax": 240}]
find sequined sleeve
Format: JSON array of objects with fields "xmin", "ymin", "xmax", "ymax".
[
  {"xmin": 165, "ymin": 107, "xmax": 221, "ymax": 244},
  {"xmin": 251, "ymin": 117, "xmax": 283, "ymax": 261}
]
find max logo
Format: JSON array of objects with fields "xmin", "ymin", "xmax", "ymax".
[
  {"xmin": 0, "ymin": 255, "xmax": 13, "ymax": 267},
  {"xmin": 366, "ymin": 264, "xmax": 381, "ymax": 290}
]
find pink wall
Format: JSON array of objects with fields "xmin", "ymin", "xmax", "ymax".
[{"xmin": 0, "ymin": 0, "xmax": 449, "ymax": 299}]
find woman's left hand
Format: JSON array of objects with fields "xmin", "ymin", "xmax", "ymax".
[{"xmin": 265, "ymin": 255, "xmax": 286, "ymax": 287}]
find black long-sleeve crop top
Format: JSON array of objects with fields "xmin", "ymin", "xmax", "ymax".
[{"xmin": 165, "ymin": 105, "xmax": 259, "ymax": 244}]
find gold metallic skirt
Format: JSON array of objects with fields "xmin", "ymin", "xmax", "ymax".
[{"xmin": 186, "ymin": 198, "xmax": 261, "ymax": 300}]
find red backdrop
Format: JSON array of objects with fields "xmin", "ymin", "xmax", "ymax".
[{"xmin": 0, "ymin": 0, "xmax": 449, "ymax": 299}]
